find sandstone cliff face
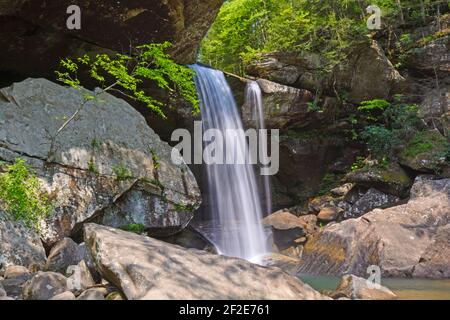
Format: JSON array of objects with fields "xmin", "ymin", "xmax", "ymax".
[{"xmin": 0, "ymin": 0, "xmax": 222, "ymax": 79}]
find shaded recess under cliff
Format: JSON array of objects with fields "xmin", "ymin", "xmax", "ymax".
[{"xmin": 0, "ymin": 0, "xmax": 222, "ymax": 82}]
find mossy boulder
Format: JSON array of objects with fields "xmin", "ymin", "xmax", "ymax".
[
  {"xmin": 345, "ymin": 163, "xmax": 412, "ymax": 198},
  {"xmin": 399, "ymin": 129, "xmax": 449, "ymax": 173}
]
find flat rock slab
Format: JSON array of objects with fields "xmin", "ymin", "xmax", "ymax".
[{"xmin": 84, "ymin": 223, "xmax": 328, "ymax": 300}]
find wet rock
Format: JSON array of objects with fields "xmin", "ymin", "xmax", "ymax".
[
  {"xmin": 330, "ymin": 275, "xmax": 397, "ymax": 300},
  {"xmin": 0, "ymin": 78, "xmax": 201, "ymax": 246},
  {"xmin": 84, "ymin": 223, "xmax": 328, "ymax": 300},
  {"xmin": 0, "ymin": 211, "xmax": 46, "ymax": 274},
  {"xmin": 345, "ymin": 188, "xmax": 400, "ymax": 219},
  {"xmin": 241, "ymin": 79, "xmax": 314, "ymax": 130},
  {"xmin": 345, "ymin": 163, "xmax": 412, "ymax": 198},
  {"xmin": 49, "ymin": 291, "xmax": 76, "ymax": 300},
  {"xmin": 331, "ymin": 40, "xmax": 407, "ymax": 103},
  {"xmin": 77, "ymin": 288, "xmax": 105, "ymax": 300},
  {"xmin": 297, "ymin": 178, "xmax": 450, "ymax": 279},
  {"xmin": 263, "ymin": 210, "xmax": 307, "ymax": 251},
  {"xmin": 22, "ymin": 271, "xmax": 68, "ymax": 300},
  {"xmin": 45, "ymin": 238, "xmax": 82, "ymax": 273}
]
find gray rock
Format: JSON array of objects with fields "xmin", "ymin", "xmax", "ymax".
[
  {"xmin": 0, "ymin": 283, "xmax": 6, "ymax": 297},
  {"xmin": 1, "ymin": 274, "xmax": 32, "ymax": 299},
  {"xmin": 399, "ymin": 130, "xmax": 449, "ymax": 173},
  {"xmin": 331, "ymin": 40, "xmax": 407, "ymax": 103},
  {"xmin": 66, "ymin": 260, "xmax": 95, "ymax": 295},
  {"xmin": 242, "ymin": 79, "xmax": 314, "ymax": 130},
  {"xmin": 159, "ymin": 226, "xmax": 218, "ymax": 254},
  {"xmin": 330, "ymin": 275, "xmax": 397, "ymax": 300},
  {"xmin": 45, "ymin": 238, "xmax": 81, "ymax": 273},
  {"xmin": 76, "ymin": 288, "xmax": 105, "ymax": 300},
  {"xmin": 345, "ymin": 163, "xmax": 412, "ymax": 198},
  {"xmin": 0, "ymin": 78, "xmax": 201, "ymax": 246},
  {"xmin": 4, "ymin": 266, "xmax": 30, "ymax": 280},
  {"xmin": 345, "ymin": 188, "xmax": 400, "ymax": 219},
  {"xmin": 245, "ymin": 51, "xmax": 325, "ymax": 91},
  {"xmin": 405, "ymin": 36, "xmax": 450, "ymax": 78},
  {"xmin": 22, "ymin": 271, "xmax": 68, "ymax": 300},
  {"xmin": 0, "ymin": 211, "xmax": 46, "ymax": 274},
  {"xmin": 84, "ymin": 223, "xmax": 328, "ymax": 300},
  {"xmin": 298, "ymin": 178, "xmax": 450, "ymax": 278},
  {"xmin": 263, "ymin": 210, "xmax": 308, "ymax": 251},
  {"xmin": 49, "ymin": 291, "xmax": 76, "ymax": 300}
]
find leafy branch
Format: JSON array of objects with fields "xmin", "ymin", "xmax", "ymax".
[{"xmin": 51, "ymin": 42, "xmax": 199, "ymax": 156}]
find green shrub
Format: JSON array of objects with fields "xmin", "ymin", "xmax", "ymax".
[
  {"xmin": 360, "ymin": 101, "xmax": 423, "ymax": 160},
  {"xmin": 0, "ymin": 158, "xmax": 52, "ymax": 229},
  {"xmin": 119, "ymin": 223, "xmax": 147, "ymax": 233},
  {"xmin": 358, "ymin": 99, "xmax": 391, "ymax": 121},
  {"xmin": 112, "ymin": 164, "xmax": 133, "ymax": 181},
  {"xmin": 361, "ymin": 125, "xmax": 399, "ymax": 159},
  {"xmin": 56, "ymin": 42, "xmax": 199, "ymax": 120}
]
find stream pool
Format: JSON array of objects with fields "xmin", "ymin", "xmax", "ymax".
[{"xmin": 299, "ymin": 275, "xmax": 450, "ymax": 300}]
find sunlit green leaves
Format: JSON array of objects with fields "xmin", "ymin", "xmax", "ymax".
[{"xmin": 55, "ymin": 42, "xmax": 199, "ymax": 118}]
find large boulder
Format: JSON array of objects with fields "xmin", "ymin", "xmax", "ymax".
[
  {"xmin": 22, "ymin": 271, "xmax": 68, "ymax": 300},
  {"xmin": 0, "ymin": 78, "xmax": 201, "ymax": 246},
  {"xmin": 297, "ymin": 177, "xmax": 450, "ymax": 278},
  {"xmin": 330, "ymin": 274, "xmax": 397, "ymax": 300},
  {"xmin": 405, "ymin": 35, "xmax": 450, "ymax": 79},
  {"xmin": 399, "ymin": 129, "xmax": 449, "ymax": 173},
  {"xmin": 275, "ymin": 133, "xmax": 360, "ymax": 206},
  {"xmin": 84, "ymin": 223, "xmax": 328, "ymax": 300},
  {"xmin": 0, "ymin": 0, "xmax": 222, "ymax": 79},
  {"xmin": 263, "ymin": 210, "xmax": 315, "ymax": 252},
  {"xmin": 331, "ymin": 40, "xmax": 407, "ymax": 103},
  {"xmin": 345, "ymin": 163, "xmax": 413, "ymax": 198},
  {"xmin": 245, "ymin": 51, "xmax": 326, "ymax": 92},
  {"xmin": 0, "ymin": 211, "xmax": 46, "ymax": 273},
  {"xmin": 45, "ymin": 238, "xmax": 82, "ymax": 273}
]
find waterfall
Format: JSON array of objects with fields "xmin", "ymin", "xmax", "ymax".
[
  {"xmin": 245, "ymin": 81, "xmax": 272, "ymax": 216},
  {"xmin": 190, "ymin": 64, "xmax": 269, "ymax": 262}
]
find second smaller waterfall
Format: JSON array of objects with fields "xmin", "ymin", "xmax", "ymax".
[{"xmin": 245, "ymin": 81, "xmax": 272, "ymax": 215}]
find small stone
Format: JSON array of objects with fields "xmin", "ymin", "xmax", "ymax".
[
  {"xmin": 317, "ymin": 206, "xmax": 340, "ymax": 223},
  {"xmin": 106, "ymin": 291, "xmax": 125, "ymax": 300},
  {"xmin": 22, "ymin": 272, "xmax": 68, "ymax": 300},
  {"xmin": 45, "ymin": 238, "xmax": 81, "ymax": 273},
  {"xmin": 4, "ymin": 266, "xmax": 30, "ymax": 280},
  {"xmin": 0, "ymin": 283, "xmax": 6, "ymax": 297},
  {"xmin": 77, "ymin": 288, "xmax": 105, "ymax": 300},
  {"xmin": 49, "ymin": 291, "xmax": 76, "ymax": 300}
]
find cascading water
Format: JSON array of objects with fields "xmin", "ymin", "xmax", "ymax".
[
  {"xmin": 245, "ymin": 81, "xmax": 272, "ymax": 216},
  {"xmin": 190, "ymin": 64, "xmax": 269, "ymax": 262}
]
